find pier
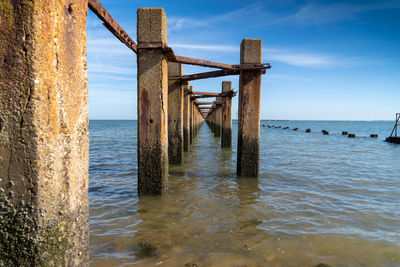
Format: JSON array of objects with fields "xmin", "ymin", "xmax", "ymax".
[
  {"xmin": 0, "ymin": 0, "xmax": 270, "ymax": 264},
  {"xmin": 385, "ymin": 113, "xmax": 400, "ymax": 144}
]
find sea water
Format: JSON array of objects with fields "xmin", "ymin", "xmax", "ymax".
[{"xmin": 89, "ymin": 120, "xmax": 400, "ymax": 266}]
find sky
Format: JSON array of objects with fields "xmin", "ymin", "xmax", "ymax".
[{"xmin": 87, "ymin": 0, "xmax": 400, "ymax": 120}]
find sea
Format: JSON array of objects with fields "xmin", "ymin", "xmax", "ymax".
[{"xmin": 89, "ymin": 120, "xmax": 400, "ymax": 266}]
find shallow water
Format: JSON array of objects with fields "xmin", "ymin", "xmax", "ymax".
[{"xmin": 89, "ymin": 120, "xmax": 400, "ymax": 266}]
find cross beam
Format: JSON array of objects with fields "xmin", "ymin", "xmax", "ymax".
[{"xmin": 88, "ymin": 0, "xmax": 137, "ymax": 53}]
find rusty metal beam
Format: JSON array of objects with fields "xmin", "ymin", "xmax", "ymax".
[
  {"xmin": 193, "ymin": 92, "xmax": 221, "ymax": 97},
  {"xmin": 195, "ymin": 101, "xmax": 215, "ymax": 105},
  {"xmin": 180, "ymin": 70, "xmax": 240, "ymax": 81},
  {"xmin": 88, "ymin": 0, "xmax": 137, "ymax": 53},
  {"xmin": 199, "ymin": 106, "xmax": 213, "ymax": 109},
  {"xmin": 174, "ymin": 56, "xmax": 235, "ymax": 70}
]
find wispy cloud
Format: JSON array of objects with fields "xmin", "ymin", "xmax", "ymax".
[
  {"xmin": 89, "ymin": 63, "xmax": 136, "ymax": 75},
  {"xmin": 279, "ymin": 1, "xmax": 400, "ymax": 26},
  {"xmin": 170, "ymin": 43, "xmax": 238, "ymax": 52}
]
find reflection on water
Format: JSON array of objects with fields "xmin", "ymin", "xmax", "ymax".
[{"xmin": 89, "ymin": 120, "xmax": 400, "ymax": 266}]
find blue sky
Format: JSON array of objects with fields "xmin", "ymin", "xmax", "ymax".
[{"xmin": 87, "ymin": 0, "xmax": 400, "ymax": 120}]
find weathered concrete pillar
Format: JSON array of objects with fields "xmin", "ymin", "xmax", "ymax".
[
  {"xmin": 183, "ymin": 86, "xmax": 191, "ymax": 151},
  {"xmin": 237, "ymin": 39, "xmax": 262, "ymax": 177},
  {"xmin": 221, "ymin": 81, "xmax": 232, "ymax": 148},
  {"xmin": 0, "ymin": 1, "xmax": 89, "ymax": 265},
  {"xmin": 137, "ymin": 8, "xmax": 168, "ymax": 194},
  {"xmin": 214, "ymin": 100, "xmax": 222, "ymax": 138},
  {"xmin": 167, "ymin": 62, "xmax": 183, "ymax": 164}
]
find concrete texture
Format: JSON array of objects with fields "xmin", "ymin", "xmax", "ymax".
[
  {"xmin": 189, "ymin": 86, "xmax": 193, "ymax": 144},
  {"xmin": 183, "ymin": 86, "xmax": 191, "ymax": 151},
  {"xmin": 168, "ymin": 62, "xmax": 183, "ymax": 164},
  {"xmin": 214, "ymin": 99, "xmax": 222, "ymax": 138},
  {"xmin": 0, "ymin": 0, "xmax": 89, "ymax": 265},
  {"xmin": 221, "ymin": 81, "xmax": 232, "ymax": 148},
  {"xmin": 137, "ymin": 8, "xmax": 168, "ymax": 194},
  {"xmin": 237, "ymin": 39, "xmax": 262, "ymax": 177}
]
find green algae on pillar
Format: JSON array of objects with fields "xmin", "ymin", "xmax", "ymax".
[
  {"xmin": 168, "ymin": 62, "xmax": 183, "ymax": 164},
  {"xmin": 0, "ymin": 0, "xmax": 89, "ymax": 265},
  {"xmin": 237, "ymin": 39, "xmax": 262, "ymax": 177},
  {"xmin": 221, "ymin": 81, "xmax": 233, "ymax": 148},
  {"xmin": 214, "ymin": 99, "xmax": 222, "ymax": 138},
  {"xmin": 183, "ymin": 85, "xmax": 191, "ymax": 151},
  {"xmin": 137, "ymin": 8, "xmax": 169, "ymax": 194}
]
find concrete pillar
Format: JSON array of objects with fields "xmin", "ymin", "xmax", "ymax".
[
  {"xmin": 221, "ymin": 81, "xmax": 232, "ymax": 148},
  {"xmin": 237, "ymin": 39, "xmax": 262, "ymax": 177},
  {"xmin": 168, "ymin": 62, "xmax": 183, "ymax": 164},
  {"xmin": 189, "ymin": 87, "xmax": 193, "ymax": 144},
  {"xmin": 214, "ymin": 100, "xmax": 222, "ymax": 138},
  {"xmin": 0, "ymin": 1, "xmax": 89, "ymax": 265},
  {"xmin": 137, "ymin": 8, "xmax": 168, "ymax": 194},
  {"xmin": 183, "ymin": 86, "xmax": 191, "ymax": 151}
]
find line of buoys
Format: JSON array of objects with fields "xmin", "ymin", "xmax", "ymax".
[{"xmin": 266, "ymin": 125, "xmax": 379, "ymax": 140}]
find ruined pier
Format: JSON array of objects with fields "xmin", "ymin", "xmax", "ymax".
[{"xmin": 0, "ymin": 0, "xmax": 270, "ymax": 264}]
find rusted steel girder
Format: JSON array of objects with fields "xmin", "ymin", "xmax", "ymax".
[
  {"xmin": 191, "ymin": 90, "xmax": 237, "ymax": 99},
  {"xmin": 170, "ymin": 68, "xmax": 267, "ymax": 82},
  {"xmin": 195, "ymin": 101, "xmax": 215, "ymax": 105},
  {"xmin": 164, "ymin": 47, "xmax": 271, "ymax": 71},
  {"xmin": 88, "ymin": 0, "xmax": 137, "ymax": 53}
]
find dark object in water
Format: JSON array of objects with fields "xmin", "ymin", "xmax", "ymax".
[
  {"xmin": 277, "ymin": 126, "xmax": 281, "ymax": 128},
  {"xmin": 262, "ymin": 124, "xmax": 265, "ymax": 127},
  {"xmin": 135, "ymin": 242, "xmax": 159, "ymax": 258},
  {"xmin": 322, "ymin": 130, "xmax": 326, "ymax": 133},
  {"xmin": 306, "ymin": 129, "xmax": 311, "ymax": 133},
  {"xmin": 342, "ymin": 131, "xmax": 348, "ymax": 135},
  {"xmin": 323, "ymin": 131, "xmax": 329, "ymax": 135},
  {"xmin": 316, "ymin": 264, "xmax": 332, "ymax": 267},
  {"xmin": 385, "ymin": 113, "xmax": 399, "ymax": 144},
  {"xmin": 348, "ymin": 133, "xmax": 356, "ymax": 138},
  {"xmin": 293, "ymin": 128, "xmax": 298, "ymax": 131},
  {"xmin": 370, "ymin": 134, "xmax": 378, "ymax": 138},
  {"xmin": 386, "ymin": 137, "xmax": 400, "ymax": 144}
]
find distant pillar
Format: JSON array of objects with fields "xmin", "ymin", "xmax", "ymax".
[
  {"xmin": 168, "ymin": 62, "xmax": 183, "ymax": 164},
  {"xmin": 0, "ymin": 1, "xmax": 89, "ymax": 265},
  {"xmin": 183, "ymin": 86, "xmax": 191, "ymax": 151},
  {"xmin": 221, "ymin": 81, "xmax": 232, "ymax": 148},
  {"xmin": 237, "ymin": 39, "xmax": 262, "ymax": 177},
  {"xmin": 137, "ymin": 8, "xmax": 168, "ymax": 193},
  {"xmin": 214, "ymin": 99, "xmax": 222, "ymax": 137},
  {"xmin": 189, "ymin": 86, "xmax": 194, "ymax": 144}
]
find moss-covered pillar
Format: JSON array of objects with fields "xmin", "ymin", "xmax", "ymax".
[
  {"xmin": 137, "ymin": 8, "xmax": 168, "ymax": 194},
  {"xmin": 167, "ymin": 62, "xmax": 183, "ymax": 164},
  {"xmin": 221, "ymin": 81, "xmax": 232, "ymax": 148},
  {"xmin": 189, "ymin": 86, "xmax": 194, "ymax": 144},
  {"xmin": 214, "ymin": 100, "xmax": 222, "ymax": 138},
  {"xmin": 237, "ymin": 39, "xmax": 262, "ymax": 177},
  {"xmin": 183, "ymin": 86, "xmax": 191, "ymax": 151},
  {"xmin": 0, "ymin": 0, "xmax": 89, "ymax": 265}
]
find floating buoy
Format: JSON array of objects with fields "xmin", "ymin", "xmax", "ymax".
[
  {"xmin": 306, "ymin": 129, "xmax": 311, "ymax": 133},
  {"xmin": 348, "ymin": 134, "xmax": 356, "ymax": 138},
  {"xmin": 370, "ymin": 134, "xmax": 378, "ymax": 138},
  {"xmin": 342, "ymin": 131, "xmax": 348, "ymax": 135}
]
